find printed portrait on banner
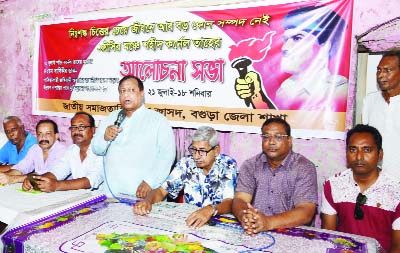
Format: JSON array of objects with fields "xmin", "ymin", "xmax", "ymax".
[{"xmin": 33, "ymin": 0, "xmax": 353, "ymax": 138}]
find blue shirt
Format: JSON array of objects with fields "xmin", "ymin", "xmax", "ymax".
[
  {"xmin": 91, "ymin": 105, "xmax": 176, "ymax": 197},
  {"xmin": 0, "ymin": 132, "xmax": 37, "ymax": 165},
  {"xmin": 162, "ymin": 154, "xmax": 238, "ymax": 207}
]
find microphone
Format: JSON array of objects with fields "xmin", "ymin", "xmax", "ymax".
[
  {"xmin": 114, "ymin": 110, "xmax": 126, "ymax": 127},
  {"xmin": 105, "ymin": 110, "xmax": 126, "ymax": 155}
]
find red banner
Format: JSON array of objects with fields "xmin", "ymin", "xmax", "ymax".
[{"xmin": 33, "ymin": 0, "xmax": 353, "ymax": 139}]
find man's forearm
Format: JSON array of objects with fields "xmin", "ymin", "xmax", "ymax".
[
  {"xmin": 232, "ymin": 198, "xmax": 249, "ymax": 222},
  {"xmin": 266, "ymin": 203, "xmax": 316, "ymax": 229},
  {"xmin": 213, "ymin": 198, "xmax": 232, "ymax": 215},
  {"xmin": 41, "ymin": 172, "xmax": 57, "ymax": 180},
  {"xmin": 9, "ymin": 175, "xmax": 27, "ymax": 184},
  {"xmin": 4, "ymin": 168, "xmax": 21, "ymax": 175},
  {"xmin": 56, "ymin": 178, "xmax": 91, "ymax": 191},
  {"xmin": 0, "ymin": 165, "xmax": 12, "ymax": 173},
  {"xmin": 144, "ymin": 187, "xmax": 167, "ymax": 204}
]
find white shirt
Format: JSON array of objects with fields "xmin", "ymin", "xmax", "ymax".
[
  {"xmin": 51, "ymin": 144, "xmax": 104, "ymax": 189},
  {"xmin": 362, "ymin": 91, "xmax": 400, "ymax": 181}
]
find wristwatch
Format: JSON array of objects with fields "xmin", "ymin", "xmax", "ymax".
[{"xmin": 211, "ymin": 204, "xmax": 218, "ymax": 216}]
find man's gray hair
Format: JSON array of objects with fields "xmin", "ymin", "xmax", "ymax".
[
  {"xmin": 191, "ymin": 126, "xmax": 219, "ymax": 147},
  {"xmin": 3, "ymin": 116, "xmax": 23, "ymax": 126}
]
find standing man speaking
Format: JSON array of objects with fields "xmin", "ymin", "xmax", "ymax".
[{"xmin": 91, "ymin": 75, "xmax": 176, "ymax": 199}]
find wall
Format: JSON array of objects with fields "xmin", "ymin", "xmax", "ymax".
[{"xmin": 0, "ymin": 0, "xmax": 399, "ymax": 217}]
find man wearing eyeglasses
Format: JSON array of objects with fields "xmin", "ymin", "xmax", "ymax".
[
  {"xmin": 134, "ymin": 126, "xmax": 237, "ymax": 228},
  {"xmin": 0, "ymin": 116, "xmax": 37, "ymax": 172},
  {"xmin": 232, "ymin": 117, "xmax": 318, "ymax": 235},
  {"xmin": 26, "ymin": 112, "xmax": 103, "ymax": 192},
  {"xmin": 0, "ymin": 119, "xmax": 66, "ymax": 186},
  {"xmin": 321, "ymin": 124, "xmax": 400, "ymax": 252}
]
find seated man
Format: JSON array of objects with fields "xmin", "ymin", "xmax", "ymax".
[
  {"xmin": 134, "ymin": 126, "xmax": 237, "ymax": 228},
  {"xmin": 232, "ymin": 118, "xmax": 318, "ymax": 235},
  {"xmin": 27, "ymin": 112, "xmax": 103, "ymax": 192},
  {"xmin": 0, "ymin": 116, "xmax": 37, "ymax": 171},
  {"xmin": 0, "ymin": 119, "xmax": 66, "ymax": 185},
  {"xmin": 321, "ymin": 124, "xmax": 400, "ymax": 252}
]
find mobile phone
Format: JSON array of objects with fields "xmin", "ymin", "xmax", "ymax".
[
  {"xmin": 27, "ymin": 174, "xmax": 42, "ymax": 191},
  {"xmin": 0, "ymin": 221, "xmax": 8, "ymax": 235},
  {"xmin": 207, "ymin": 220, "xmax": 216, "ymax": 226}
]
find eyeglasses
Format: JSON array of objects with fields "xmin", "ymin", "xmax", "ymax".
[
  {"xmin": 68, "ymin": 125, "xmax": 92, "ymax": 131},
  {"xmin": 188, "ymin": 146, "xmax": 216, "ymax": 157},
  {"xmin": 261, "ymin": 134, "xmax": 289, "ymax": 142},
  {"xmin": 354, "ymin": 193, "xmax": 367, "ymax": 220}
]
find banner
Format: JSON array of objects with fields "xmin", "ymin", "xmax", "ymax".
[{"xmin": 32, "ymin": 0, "xmax": 353, "ymax": 139}]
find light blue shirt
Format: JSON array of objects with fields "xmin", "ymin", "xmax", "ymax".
[
  {"xmin": 0, "ymin": 132, "xmax": 37, "ymax": 165},
  {"xmin": 91, "ymin": 105, "xmax": 176, "ymax": 197}
]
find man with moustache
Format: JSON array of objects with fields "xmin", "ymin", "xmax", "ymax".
[
  {"xmin": 321, "ymin": 124, "xmax": 400, "ymax": 252},
  {"xmin": 92, "ymin": 75, "xmax": 175, "ymax": 199},
  {"xmin": 0, "ymin": 119, "xmax": 66, "ymax": 185},
  {"xmin": 134, "ymin": 126, "xmax": 237, "ymax": 228},
  {"xmin": 232, "ymin": 118, "xmax": 318, "ymax": 235},
  {"xmin": 0, "ymin": 116, "xmax": 37, "ymax": 171},
  {"xmin": 363, "ymin": 52, "xmax": 400, "ymax": 181},
  {"xmin": 26, "ymin": 112, "xmax": 103, "ymax": 192}
]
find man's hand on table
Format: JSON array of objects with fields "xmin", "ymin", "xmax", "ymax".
[
  {"xmin": 133, "ymin": 200, "xmax": 152, "ymax": 215},
  {"xmin": 185, "ymin": 205, "xmax": 214, "ymax": 229},
  {"xmin": 245, "ymin": 210, "xmax": 273, "ymax": 235},
  {"xmin": 22, "ymin": 175, "xmax": 57, "ymax": 192},
  {"xmin": 33, "ymin": 175, "xmax": 57, "ymax": 192},
  {"xmin": 136, "ymin": 180, "xmax": 152, "ymax": 198},
  {"xmin": 0, "ymin": 172, "xmax": 10, "ymax": 185},
  {"xmin": 22, "ymin": 176, "xmax": 34, "ymax": 191},
  {"xmin": 238, "ymin": 203, "xmax": 272, "ymax": 236},
  {"xmin": 237, "ymin": 203, "xmax": 256, "ymax": 233}
]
